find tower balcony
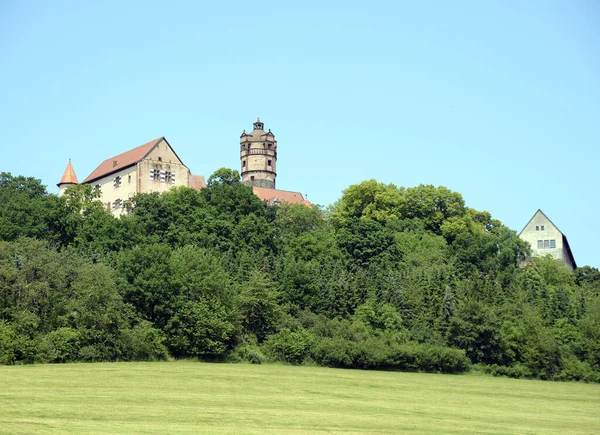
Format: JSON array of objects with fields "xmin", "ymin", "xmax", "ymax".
[{"xmin": 241, "ymin": 148, "xmax": 277, "ymax": 159}]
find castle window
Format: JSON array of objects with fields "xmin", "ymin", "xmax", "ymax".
[
  {"xmin": 94, "ymin": 184, "xmax": 101, "ymax": 191},
  {"xmin": 541, "ymin": 225, "xmax": 545, "ymax": 231},
  {"xmin": 268, "ymin": 159, "xmax": 272, "ymax": 166},
  {"xmin": 114, "ymin": 176, "xmax": 122, "ymax": 189},
  {"xmin": 544, "ymin": 240, "xmax": 550, "ymax": 248},
  {"xmin": 251, "ymin": 176, "xmax": 255, "ymax": 181},
  {"xmin": 537, "ymin": 240, "xmax": 543, "ymax": 249},
  {"xmin": 535, "ymin": 226, "xmax": 539, "ymax": 231},
  {"xmin": 112, "ymin": 198, "xmax": 123, "ymax": 210},
  {"xmin": 128, "ymin": 175, "xmax": 131, "ymax": 183},
  {"xmin": 268, "ymin": 143, "xmax": 272, "ymax": 149},
  {"xmin": 158, "ymin": 156, "xmax": 162, "ymax": 162},
  {"xmin": 242, "ymin": 160, "xmax": 246, "ymax": 167},
  {"xmin": 550, "ymin": 240, "xmax": 556, "ymax": 248}
]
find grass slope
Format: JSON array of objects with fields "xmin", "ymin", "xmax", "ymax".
[{"xmin": 0, "ymin": 361, "xmax": 599, "ymax": 434}]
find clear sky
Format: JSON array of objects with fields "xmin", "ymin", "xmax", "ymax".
[{"xmin": 1, "ymin": 1, "xmax": 598, "ymax": 268}]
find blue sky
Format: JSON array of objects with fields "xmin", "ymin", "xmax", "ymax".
[{"xmin": 1, "ymin": 1, "xmax": 598, "ymax": 268}]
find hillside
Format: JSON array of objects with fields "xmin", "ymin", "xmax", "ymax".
[{"xmin": 1, "ymin": 170, "xmax": 599, "ymax": 382}]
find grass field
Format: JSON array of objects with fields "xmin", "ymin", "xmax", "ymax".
[{"xmin": 0, "ymin": 361, "xmax": 599, "ymax": 434}]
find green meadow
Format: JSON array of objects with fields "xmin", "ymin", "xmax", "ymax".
[{"xmin": 0, "ymin": 362, "xmax": 598, "ymax": 434}]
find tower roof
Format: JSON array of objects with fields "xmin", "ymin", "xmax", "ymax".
[
  {"xmin": 253, "ymin": 117, "xmax": 265, "ymax": 131},
  {"xmin": 57, "ymin": 160, "xmax": 79, "ymax": 186}
]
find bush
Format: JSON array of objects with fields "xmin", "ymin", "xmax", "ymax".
[
  {"xmin": 354, "ymin": 337, "xmax": 391, "ymax": 369},
  {"xmin": 311, "ymin": 337, "xmax": 356, "ymax": 368},
  {"xmin": 557, "ymin": 357, "xmax": 600, "ymax": 383},
  {"xmin": 389, "ymin": 342, "xmax": 470, "ymax": 374},
  {"xmin": 263, "ymin": 328, "xmax": 313, "ymax": 364},
  {"xmin": 478, "ymin": 364, "xmax": 532, "ymax": 379},
  {"xmin": 39, "ymin": 328, "xmax": 80, "ymax": 363},
  {"xmin": 0, "ymin": 321, "xmax": 18, "ymax": 365},
  {"xmin": 230, "ymin": 337, "xmax": 266, "ymax": 364},
  {"xmin": 124, "ymin": 321, "xmax": 169, "ymax": 361}
]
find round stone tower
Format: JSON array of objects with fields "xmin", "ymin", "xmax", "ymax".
[{"xmin": 240, "ymin": 118, "xmax": 277, "ymax": 189}]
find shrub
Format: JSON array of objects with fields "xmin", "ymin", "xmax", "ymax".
[
  {"xmin": 39, "ymin": 328, "xmax": 80, "ymax": 363},
  {"xmin": 389, "ymin": 342, "xmax": 470, "ymax": 374},
  {"xmin": 230, "ymin": 337, "xmax": 266, "ymax": 364},
  {"xmin": 0, "ymin": 321, "xmax": 18, "ymax": 365},
  {"xmin": 263, "ymin": 328, "xmax": 313, "ymax": 364},
  {"xmin": 311, "ymin": 337, "xmax": 356, "ymax": 368},
  {"xmin": 478, "ymin": 364, "xmax": 532, "ymax": 379},
  {"xmin": 557, "ymin": 357, "xmax": 600, "ymax": 383},
  {"xmin": 124, "ymin": 321, "xmax": 169, "ymax": 361}
]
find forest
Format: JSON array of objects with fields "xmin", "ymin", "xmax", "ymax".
[{"xmin": 1, "ymin": 169, "xmax": 599, "ymax": 382}]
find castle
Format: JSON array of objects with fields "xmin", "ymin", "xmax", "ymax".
[
  {"xmin": 58, "ymin": 120, "xmax": 576, "ymax": 269},
  {"xmin": 57, "ymin": 119, "xmax": 310, "ymax": 216}
]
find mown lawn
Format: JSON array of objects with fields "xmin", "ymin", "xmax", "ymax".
[{"xmin": 0, "ymin": 361, "xmax": 598, "ymax": 434}]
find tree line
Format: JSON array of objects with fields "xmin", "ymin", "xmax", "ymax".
[{"xmin": 1, "ymin": 170, "xmax": 599, "ymax": 381}]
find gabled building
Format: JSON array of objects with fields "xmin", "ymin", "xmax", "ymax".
[
  {"xmin": 519, "ymin": 209, "xmax": 577, "ymax": 270},
  {"xmin": 59, "ymin": 119, "xmax": 310, "ymax": 216},
  {"xmin": 59, "ymin": 137, "xmax": 205, "ymax": 215}
]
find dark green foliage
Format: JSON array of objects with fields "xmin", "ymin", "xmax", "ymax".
[
  {"xmin": 0, "ymin": 173, "xmax": 55, "ymax": 242},
  {"xmin": 447, "ymin": 299, "xmax": 508, "ymax": 365},
  {"xmin": 166, "ymin": 299, "xmax": 234, "ymax": 358},
  {"xmin": 0, "ymin": 171, "xmax": 598, "ymax": 382}
]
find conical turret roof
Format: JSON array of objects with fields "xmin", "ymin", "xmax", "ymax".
[{"xmin": 57, "ymin": 160, "xmax": 79, "ymax": 186}]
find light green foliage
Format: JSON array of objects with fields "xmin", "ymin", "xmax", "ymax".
[
  {"xmin": 403, "ymin": 184, "xmax": 466, "ymax": 233},
  {"xmin": 331, "ymin": 179, "xmax": 405, "ymax": 224}
]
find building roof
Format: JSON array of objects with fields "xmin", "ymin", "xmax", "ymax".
[
  {"xmin": 252, "ymin": 186, "xmax": 311, "ymax": 207},
  {"xmin": 519, "ymin": 209, "xmax": 560, "ymax": 236},
  {"xmin": 82, "ymin": 137, "xmax": 164, "ymax": 184},
  {"xmin": 57, "ymin": 160, "xmax": 79, "ymax": 186},
  {"xmin": 190, "ymin": 174, "xmax": 207, "ymax": 190},
  {"xmin": 520, "ymin": 209, "xmax": 577, "ymax": 269}
]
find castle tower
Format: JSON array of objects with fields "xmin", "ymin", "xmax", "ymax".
[
  {"xmin": 240, "ymin": 118, "xmax": 277, "ymax": 189},
  {"xmin": 57, "ymin": 159, "xmax": 79, "ymax": 196}
]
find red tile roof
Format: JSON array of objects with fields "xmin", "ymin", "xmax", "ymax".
[
  {"xmin": 57, "ymin": 160, "xmax": 79, "ymax": 186},
  {"xmin": 83, "ymin": 137, "xmax": 163, "ymax": 183},
  {"xmin": 190, "ymin": 174, "xmax": 207, "ymax": 190},
  {"xmin": 252, "ymin": 186, "xmax": 312, "ymax": 207}
]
